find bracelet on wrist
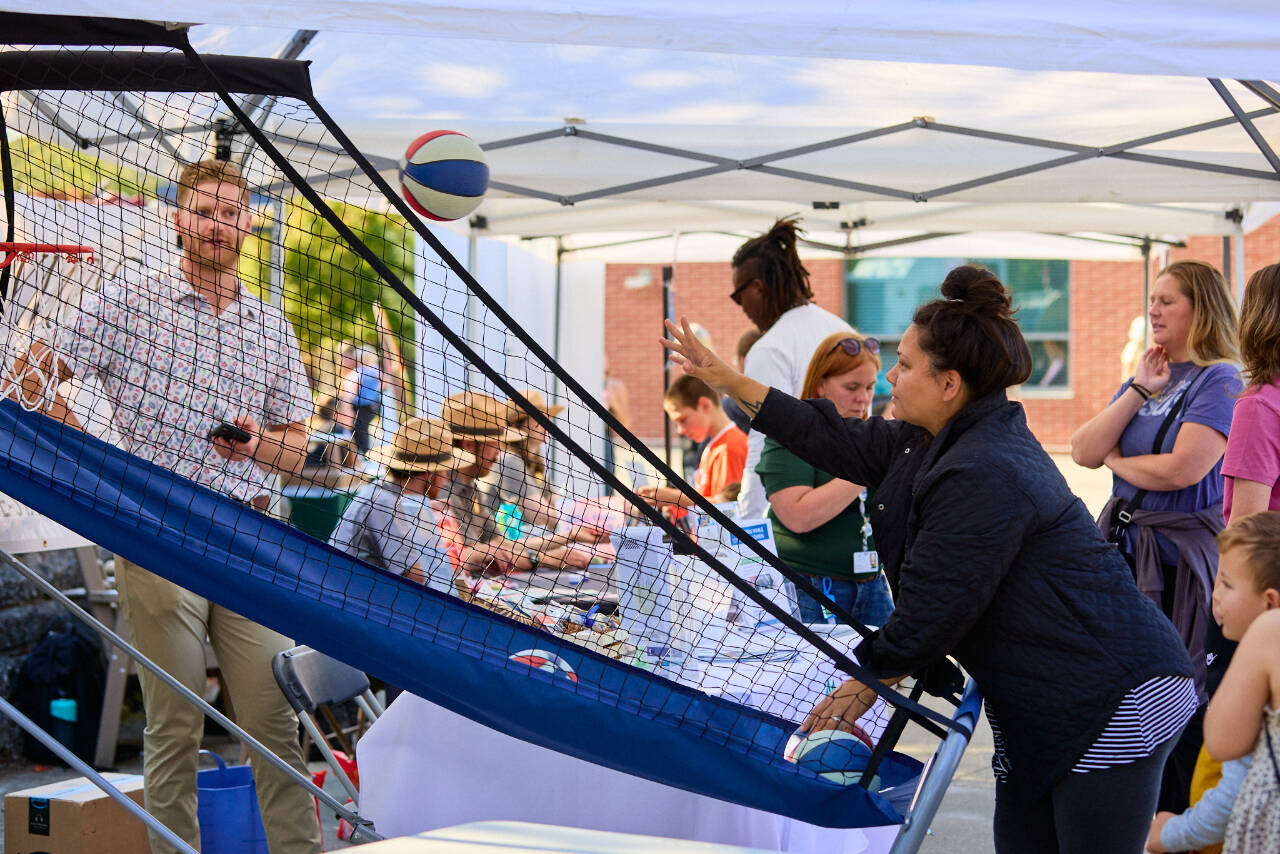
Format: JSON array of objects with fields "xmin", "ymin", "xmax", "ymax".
[{"xmin": 1130, "ymin": 383, "xmax": 1152, "ymax": 401}]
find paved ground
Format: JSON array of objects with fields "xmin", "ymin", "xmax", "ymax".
[
  {"xmin": 904, "ymin": 696, "xmax": 997, "ymax": 854},
  {"xmin": 0, "ymin": 453, "xmax": 1112, "ymax": 852}
]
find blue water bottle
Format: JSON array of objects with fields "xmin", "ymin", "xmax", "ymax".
[{"xmin": 49, "ymin": 698, "xmax": 77, "ymax": 752}]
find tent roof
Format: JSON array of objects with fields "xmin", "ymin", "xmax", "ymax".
[
  {"xmin": 3, "ymin": 6, "xmax": 1279, "ymax": 258},
  {"xmin": 9, "ymin": 2, "xmax": 1280, "ymax": 80}
]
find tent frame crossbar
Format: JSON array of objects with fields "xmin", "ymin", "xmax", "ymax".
[
  {"xmin": 111, "ymin": 90, "xmax": 189, "ymax": 164},
  {"xmin": 1242, "ymin": 80, "xmax": 1280, "ymax": 111},
  {"xmin": 17, "ymin": 89, "xmax": 90, "ymax": 148},
  {"xmin": 545, "ymin": 224, "xmax": 1188, "ymax": 258},
  {"xmin": 1210, "ymin": 79, "xmax": 1280, "ymax": 174},
  {"xmin": 472, "ymin": 93, "xmax": 1279, "ymax": 207}
]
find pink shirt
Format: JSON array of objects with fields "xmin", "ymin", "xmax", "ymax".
[{"xmin": 1222, "ymin": 379, "xmax": 1280, "ymax": 523}]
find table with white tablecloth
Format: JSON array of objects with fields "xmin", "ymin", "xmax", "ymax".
[
  {"xmin": 358, "ymin": 695, "xmax": 900, "ymax": 853},
  {"xmin": 357, "ymin": 622, "xmax": 901, "ymax": 854}
]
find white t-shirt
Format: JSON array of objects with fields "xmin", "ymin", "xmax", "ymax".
[{"xmin": 738, "ymin": 302, "xmax": 853, "ymax": 519}]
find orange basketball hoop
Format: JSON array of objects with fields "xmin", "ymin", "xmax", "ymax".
[{"xmin": 0, "ymin": 242, "xmax": 96, "ymax": 269}]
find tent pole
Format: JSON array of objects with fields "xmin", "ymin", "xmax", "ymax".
[
  {"xmin": 662, "ymin": 262, "xmax": 674, "ymax": 470},
  {"xmin": 466, "ymin": 228, "xmax": 479, "ymax": 388},
  {"xmin": 1142, "ymin": 238, "xmax": 1152, "ymax": 347},
  {"xmin": 1225, "ymin": 207, "xmax": 1246, "ymax": 302},
  {"xmin": 1234, "ymin": 220, "xmax": 1246, "ymax": 304},
  {"xmin": 550, "ymin": 237, "xmax": 563, "ymax": 477},
  {"xmin": 1222, "ymin": 235, "xmax": 1232, "ymax": 288},
  {"xmin": 269, "ymin": 197, "xmax": 285, "ymax": 309}
]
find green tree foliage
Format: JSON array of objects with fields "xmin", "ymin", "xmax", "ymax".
[
  {"xmin": 239, "ymin": 200, "xmax": 416, "ymax": 398},
  {"xmin": 7, "ymin": 136, "xmax": 153, "ymax": 200}
]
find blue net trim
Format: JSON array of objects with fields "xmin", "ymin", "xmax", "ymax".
[{"xmin": 0, "ymin": 399, "xmax": 920, "ymax": 828}]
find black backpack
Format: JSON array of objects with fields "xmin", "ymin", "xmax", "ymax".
[{"xmin": 12, "ymin": 618, "xmax": 107, "ymax": 765}]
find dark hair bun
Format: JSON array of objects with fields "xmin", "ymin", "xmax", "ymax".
[
  {"xmin": 913, "ymin": 265, "xmax": 1032, "ymax": 400},
  {"xmin": 939, "ymin": 265, "xmax": 1014, "ymax": 317}
]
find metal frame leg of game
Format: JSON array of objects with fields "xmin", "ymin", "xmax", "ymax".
[
  {"xmin": 889, "ymin": 679, "xmax": 983, "ymax": 854},
  {"xmin": 0, "ymin": 547, "xmax": 384, "ymax": 844},
  {"xmin": 0, "ymin": 695, "xmax": 198, "ymax": 853}
]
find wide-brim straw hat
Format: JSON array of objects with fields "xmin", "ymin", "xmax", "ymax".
[
  {"xmin": 439, "ymin": 391, "xmax": 525, "ymax": 442},
  {"xmin": 366, "ymin": 417, "xmax": 476, "ymax": 473},
  {"xmin": 513, "ymin": 388, "xmax": 566, "ymax": 419}
]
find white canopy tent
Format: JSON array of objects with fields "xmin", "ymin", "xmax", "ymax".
[{"xmin": 4, "ymin": 3, "xmax": 1279, "ymax": 263}]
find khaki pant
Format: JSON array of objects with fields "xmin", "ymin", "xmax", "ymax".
[{"xmin": 117, "ymin": 558, "xmax": 322, "ymax": 854}]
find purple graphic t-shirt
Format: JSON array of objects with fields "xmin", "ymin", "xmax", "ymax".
[{"xmin": 1110, "ymin": 360, "xmax": 1242, "ymax": 561}]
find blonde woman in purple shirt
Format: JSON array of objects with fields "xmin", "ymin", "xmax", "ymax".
[
  {"xmin": 1224, "ymin": 263, "xmax": 1280, "ymax": 523},
  {"xmin": 1071, "ymin": 259, "xmax": 1241, "ymax": 813}
]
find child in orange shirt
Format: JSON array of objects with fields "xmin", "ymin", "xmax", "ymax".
[{"xmin": 638, "ymin": 375, "xmax": 748, "ymax": 516}]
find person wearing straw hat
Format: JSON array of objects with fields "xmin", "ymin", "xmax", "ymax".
[
  {"xmin": 441, "ymin": 391, "xmax": 598, "ymax": 573},
  {"xmin": 439, "ymin": 391, "xmax": 532, "ymax": 573},
  {"xmin": 329, "ymin": 416, "xmax": 473, "ymax": 593},
  {"xmin": 479, "ymin": 389, "xmax": 563, "ymax": 530},
  {"xmin": 483, "ymin": 389, "xmax": 609, "ymax": 566}
]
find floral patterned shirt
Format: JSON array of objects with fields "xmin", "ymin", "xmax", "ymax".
[{"xmin": 54, "ymin": 270, "xmax": 311, "ymax": 503}]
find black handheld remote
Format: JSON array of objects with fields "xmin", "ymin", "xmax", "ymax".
[{"xmin": 208, "ymin": 422, "xmax": 252, "ymax": 444}]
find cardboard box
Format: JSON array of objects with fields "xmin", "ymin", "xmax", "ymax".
[{"xmin": 4, "ymin": 773, "xmax": 149, "ymax": 854}]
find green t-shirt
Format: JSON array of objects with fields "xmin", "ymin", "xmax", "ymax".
[{"xmin": 755, "ymin": 436, "xmax": 874, "ymax": 580}]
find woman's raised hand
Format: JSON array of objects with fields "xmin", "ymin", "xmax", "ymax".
[
  {"xmin": 661, "ymin": 317, "xmax": 738, "ymax": 393},
  {"xmin": 1134, "ymin": 346, "xmax": 1172, "ymax": 393}
]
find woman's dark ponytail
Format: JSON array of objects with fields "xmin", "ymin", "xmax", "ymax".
[{"xmin": 913, "ymin": 265, "xmax": 1032, "ymax": 398}]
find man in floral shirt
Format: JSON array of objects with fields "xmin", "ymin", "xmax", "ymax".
[{"xmin": 17, "ymin": 159, "xmax": 320, "ymax": 854}]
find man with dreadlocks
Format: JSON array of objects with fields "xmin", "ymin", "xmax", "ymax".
[{"xmin": 729, "ymin": 217, "xmax": 853, "ymax": 519}]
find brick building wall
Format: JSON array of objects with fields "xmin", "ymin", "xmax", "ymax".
[
  {"xmin": 1018, "ymin": 260, "xmax": 1143, "ymax": 449},
  {"xmin": 605, "ymin": 214, "xmax": 1280, "ymax": 448}
]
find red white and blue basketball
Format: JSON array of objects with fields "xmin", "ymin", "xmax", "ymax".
[
  {"xmin": 509, "ymin": 648, "xmax": 579, "ymax": 683},
  {"xmin": 788, "ymin": 727, "xmax": 873, "ymax": 785},
  {"xmin": 398, "ymin": 130, "xmax": 489, "ymax": 221}
]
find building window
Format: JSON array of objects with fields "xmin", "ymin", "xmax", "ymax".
[{"xmin": 845, "ymin": 257, "xmax": 1070, "ymax": 397}]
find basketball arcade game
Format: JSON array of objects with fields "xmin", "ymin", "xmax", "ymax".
[{"xmin": 0, "ymin": 14, "xmax": 978, "ymax": 851}]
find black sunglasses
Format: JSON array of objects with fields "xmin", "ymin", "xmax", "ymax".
[
  {"xmin": 729, "ymin": 276, "xmax": 758, "ymax": 305},
  {"xmin": 831, "ymin": 336, "xmax": 881, "ymax": 357}
]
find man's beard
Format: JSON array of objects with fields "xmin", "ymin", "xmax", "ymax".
[{"xmin": 189, "ymin": 236, "xmax": 241, "ymax": 270}]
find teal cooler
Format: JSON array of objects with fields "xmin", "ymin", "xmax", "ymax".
[{"xmin": 284, "ymin": 485, "xmax": 355, "ymax": 542}]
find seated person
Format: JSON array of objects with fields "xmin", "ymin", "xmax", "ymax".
[
  {"xmin": 440, "ymin": 391, "xmax": 590, "ymax": 573},
  {"xmin": 484, "ymin": 388, "xmax": 612, "ymax": 552},
  {"xmin": 329, "ymin": 417, "xmax": 469, "ymax": 594},
  {"xmin": 637, "ymin": 375, "xmax": 748, "ymax": 517},
  {"xmin": 479, "ymin": 388, "xmax": 562, "ymax": 533},
  {"xmin": 755, "ymin": 332, "xmax": 894, "ymax": 627}
]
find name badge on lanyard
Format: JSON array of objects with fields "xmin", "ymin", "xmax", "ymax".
[{"xmin": 852, "ymin": 550, "xmax": 880, "ymax": 580}]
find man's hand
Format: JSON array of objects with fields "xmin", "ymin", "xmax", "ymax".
[{"xmin": 211, "ymin": 414, "xmax": 260, "ymax": 462}]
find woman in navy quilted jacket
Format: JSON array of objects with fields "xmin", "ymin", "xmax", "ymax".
[{"xmin": 663, "ymin": 265, "xmax": 1194, "ymax": 853}]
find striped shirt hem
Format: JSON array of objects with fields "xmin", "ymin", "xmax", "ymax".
[{"xmin": 989, "ymin": 675, "xmax": 1197, "ymax": 781}]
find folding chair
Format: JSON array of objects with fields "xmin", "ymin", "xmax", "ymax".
[{"xmin": 272, "ymin": 645, "xmax": 384, "ymax": 804}]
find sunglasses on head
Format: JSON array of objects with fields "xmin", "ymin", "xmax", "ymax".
[{"xmin": 832, "ymin": 336, "xmax": 881, "ymax": 357}]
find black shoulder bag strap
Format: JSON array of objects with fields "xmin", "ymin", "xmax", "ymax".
[{"xmin": 1109, "ymin": 367, "xmax": 1208, "ymax": 542}]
